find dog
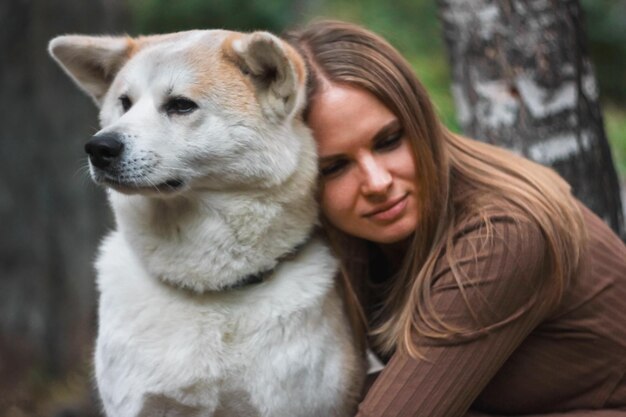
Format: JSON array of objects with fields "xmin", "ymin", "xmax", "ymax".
[{"xmin": 49, "ymin": 29, "xmax": 365, "ymax": 417}]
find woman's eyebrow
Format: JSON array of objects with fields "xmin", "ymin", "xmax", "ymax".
[
  {"xmin": 319, "ymin": 154, "xmax": 343, "ymax": 165},
  {"xmin": 372, "ymin": 119, "xmax": 402, "ymax": 142},
  {"xmin": 318, "ymin": 119, "xmax": 401, "ymax": 164}
]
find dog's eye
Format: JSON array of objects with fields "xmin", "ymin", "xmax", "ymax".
[
  {"xmin": 119, "ymin": 95, "xmax": 132, "ymax": 112},
  {"xmin": 165, "ymin": 98, "xmax": 198, "ymax": 116}
]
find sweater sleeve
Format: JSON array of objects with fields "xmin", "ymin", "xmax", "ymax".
[{"xmin": 356, "ymin": 215, "xmax": 554, "ymax": 417}]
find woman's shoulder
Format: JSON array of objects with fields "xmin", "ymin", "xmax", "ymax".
[
  {"xmin": 451, "ymin": 197, "xmax": 544, "ymax": 248},
  {"xmin": 435, "ymin": 197, "xmax": 549, "ymax": 295},
  {"xmin": 570, "ymin": 201, "xmax": 626, "ymax": 294},
  {"xmin": 578, "ymin": 201, "xmax": 626, "ymax": 256},
  {"xmin": 420, "ymin": 200, "xmax": 552, "ymax": 341},
  {"xmin": 451, "ymin": 176, "xmax": 542, "ymax": 238}
]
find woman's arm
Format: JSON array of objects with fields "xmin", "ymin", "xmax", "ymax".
[
  {"xmin": 357, "ymin": 215, "xmax": 554, "ymax": 417},
  {"xmin": 465, "ymin": 410, "xmax": 626, "ymax": 417}
]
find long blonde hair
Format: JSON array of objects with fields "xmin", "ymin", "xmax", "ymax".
[{"xmin": 284, "ymin": 20, "xmax": 585, "ymax": 357}]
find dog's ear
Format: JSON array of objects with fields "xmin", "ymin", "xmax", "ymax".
[
  {"xmin": 226, "ymin": 32, "xmax": 307, "ymax": 120},
  {"xmin": 48, "ymin": 35, "xmax": 133, "ymax": 106}
]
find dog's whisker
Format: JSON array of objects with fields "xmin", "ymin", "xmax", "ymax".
[
  {"xmin": 137, "ymin": 175, "xmax": 165, "ymax": 196},
  {"xmin": 154, "ymin": 164, "xmax": 195, "ymax": 175},
  {"xmin": 72, "ymin": 163, "xmax": 91, "ymax": 179}
]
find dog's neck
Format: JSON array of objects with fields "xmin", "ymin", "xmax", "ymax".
[{"xmin": 109, "ymin": 184, "xmax": 318, "ymax": 293}]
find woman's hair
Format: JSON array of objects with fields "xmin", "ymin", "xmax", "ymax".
[{"xmin": 283, "ymin": 20, "xmax": 585, "ymax": 357}]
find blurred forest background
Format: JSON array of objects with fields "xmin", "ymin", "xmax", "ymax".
[{"xmin": 0, "ymin": 0, "xmax": 625, "ymax": 416}]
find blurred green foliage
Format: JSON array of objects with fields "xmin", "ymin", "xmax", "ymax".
[
  {"xmin": 130, "ymin": 0, "xmax": 301, "ymax": 33},
  {"xmin": 606, "ymin": 107, "xmax": 626, "ymax": 177},
  {"xmin": 128, "ymin": 0, "xmax": 626, "ymax": 175},
  {"xmin": 316, "ymin": 0, "xmax": 459, "ymax": 130},
  {"xmin": 581, "ymin": 0, "xmax": 626, "ymax": 105}
]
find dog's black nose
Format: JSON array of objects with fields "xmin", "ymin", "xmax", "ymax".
[{"xmin": 85, "ymin": 133, "xmax": 124, "ymax": 169}]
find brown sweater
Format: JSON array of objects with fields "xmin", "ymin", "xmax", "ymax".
[{"xmin": 357, "ymin": 204, "xmax": 626, "ymax": 417}]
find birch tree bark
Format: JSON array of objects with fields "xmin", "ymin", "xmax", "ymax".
[{"xmin": 437, "ymin": 0, "xmax": 625, "ymax": 239}]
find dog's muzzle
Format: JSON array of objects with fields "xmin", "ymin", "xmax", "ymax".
[{"xmin": 85, "ymin": 133, "xmax": 124, "ymax": 169}]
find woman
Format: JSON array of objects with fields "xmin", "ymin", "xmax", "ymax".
[{"xmin": 283, "ymin": 20, "xmax": 626, "ymax": 417}]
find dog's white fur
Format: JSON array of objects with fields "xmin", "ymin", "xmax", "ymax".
[{"xmin": 49, "ymin": 30, "xmax": 365, "ymax": 417}]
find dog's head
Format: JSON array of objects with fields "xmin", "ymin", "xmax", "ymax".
[{"xmin": 49, "ymin": 30, "xmax": 310, "ymax": 197}]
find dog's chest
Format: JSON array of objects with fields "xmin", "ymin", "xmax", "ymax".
[
  {"xmin": 97, "ymin": 272, "xmax": 318, "ymax": 374},
  {"xmin": 95, "ymin": 233, "xmax": 343, "ymax": 416},
  {"xmin": 98, "ymin": 286, "xmax": 330, "ymax": 415}
]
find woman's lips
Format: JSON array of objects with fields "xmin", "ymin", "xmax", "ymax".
[{"xmin": 364, "ymin": 194, "xmax": 409, "ymax": 222}]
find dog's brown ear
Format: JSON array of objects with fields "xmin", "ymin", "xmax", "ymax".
[
  {"xmin": 226, "ymin": 32, "xmax": 307, "ymax": 121},
  {"xmin": 48, "ymin": 35, "xmax": 134, "ymax": 106}
]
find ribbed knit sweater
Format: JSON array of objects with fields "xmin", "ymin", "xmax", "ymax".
[{"xmin": 358, "ymin": 203, "xmax": 626, "ymax": 417}]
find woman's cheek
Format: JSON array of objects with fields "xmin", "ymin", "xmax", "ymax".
[{"xmin": 320, "ymin": 178, "xmax": 353, "ymax": 225}]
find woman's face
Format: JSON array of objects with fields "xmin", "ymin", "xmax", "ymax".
[{"xmin": 308, "ymin": 84, "xmax": 420, "ymax": 244}]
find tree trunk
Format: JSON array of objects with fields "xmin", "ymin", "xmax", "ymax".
[
  {"xmin": 0, "ymin": 0, "xmax": 127, "ymax": 413},
  {"xmin": 437, "ymin": 0, "xmax": 625, "ymax": 239}
]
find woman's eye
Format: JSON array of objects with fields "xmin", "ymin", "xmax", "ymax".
[
  {"xmin": 164, "ymin": 97, "xmax": 198, "ymax": 115},
  {"xmin": 119, "ymin": 95, "xmax": 132, "ymax": 112},
  {"xmin": 320, "ymin": 160, "xmax": 348, "ymax": 178},
  {"xmin": 374, "ymin": 130, "xmax": 403, "ymax": 151}
]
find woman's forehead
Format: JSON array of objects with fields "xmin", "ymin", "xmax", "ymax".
[{"xmin": 308, "ymin": 84, "xmax": 397, "ymax": 155}]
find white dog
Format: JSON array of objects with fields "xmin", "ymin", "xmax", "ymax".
[{"xmin": 49, "ymin": 30, "xmax": 365, "ymax": 417}]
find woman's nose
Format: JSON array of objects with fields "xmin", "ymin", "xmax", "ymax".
[{"xmin": 360, "ymin": 157, "xmax": 392, "ymax": 196}]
